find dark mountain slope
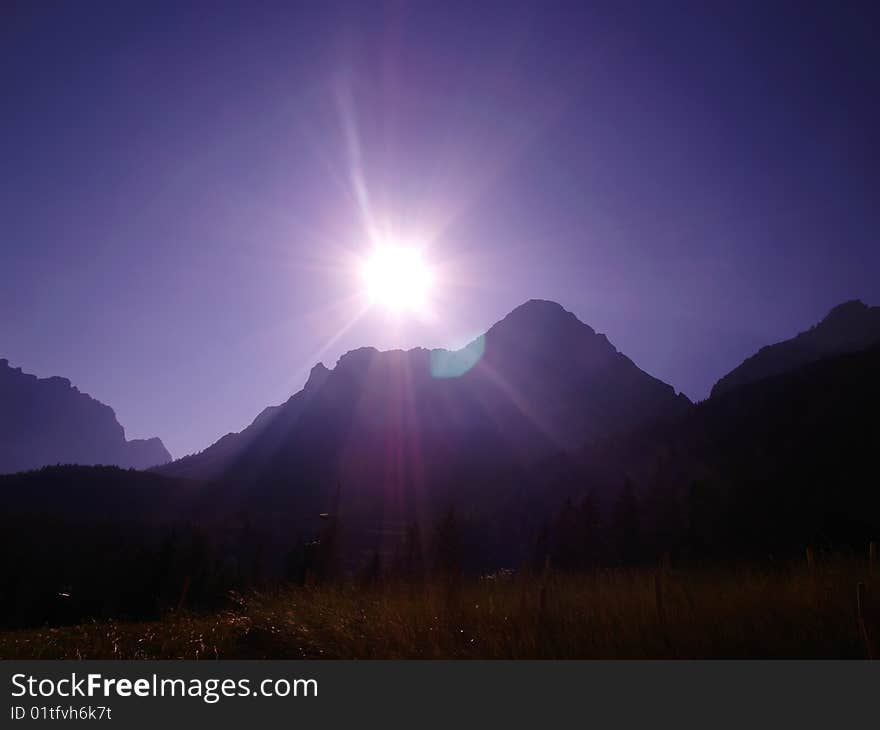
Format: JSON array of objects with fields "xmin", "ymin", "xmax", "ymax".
[
  {"xmin": 561, "ymin": 343, "xmax": 880, "ymax": 559},
  {"xmin": 0, "ymin": 359, "xmax": 171, "ymax": 474},
  {"xmin": 160, "ymin": 362, "xmax": 331, "ymax": 481},
  {"xmin": 163, "ymin": 299, "xmax": 689, "ymax": 480},
  {"xmin": 711, "ymin": 299, "xmax": 880, "ymax": 397},
  {"xmin": 157, "ymin": 300, "xmax": 691, "ymax": 540}
]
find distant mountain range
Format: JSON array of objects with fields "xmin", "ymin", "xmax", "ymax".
[
  {"xmin": 4, "ymin": 298, "xmax": 878, "ymax": 487},
  {"xmin": 0, "ymin": 359, "xmax": 170, "ymax": 474}
]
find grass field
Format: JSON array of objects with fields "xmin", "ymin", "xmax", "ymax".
[{"xmin": 2, "ymin": 556, "xmax": 877, "ymax": 659}]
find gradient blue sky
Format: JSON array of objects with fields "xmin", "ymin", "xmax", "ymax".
[{"xmin": 2, "ymin": 1, "xmax": 879, "ymax": 458}]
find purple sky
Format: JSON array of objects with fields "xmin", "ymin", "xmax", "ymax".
[{"xmin": 3, "ymin": 1, "xmax": 879, "ymax": 458}]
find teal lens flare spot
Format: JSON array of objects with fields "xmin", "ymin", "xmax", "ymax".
[{"xmin": 430, "ymin": 335, "xmax": 485, "ymax": 378}]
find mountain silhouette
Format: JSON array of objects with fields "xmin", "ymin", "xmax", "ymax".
[
  {"xmin": 711, "ymin": 299, "xmax": 880, "ymax": 397},
  {"xmin": 3, "ymin": 300, "xmax": 879, "ymax": 626},
  {"xmin": 564, "ymin": 342, "xmax": 880, "ymax": 558},
  {"xmin": 161, "ymin": 299, "xmax": 689, "ymax": 484},
  {"xmin": 157, "ymin": 300, "xmax": 690, "ymax": 552},
  {"xmin": 0, "ymin": 358, "xmax": 171, "ymax": 474}
]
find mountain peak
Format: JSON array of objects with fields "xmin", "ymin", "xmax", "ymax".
[
  {"xmin": 0, "ymin": 358, "xmax": 171, "ymax": 472},
  {"xmin": 511, "ymin": 298, "xmax": 569, "ymax": 315},
  {"xmin": 335, "ymin": 347, "xmax": 381, "ymax": 374},
  {"xmin": 160, "ymin": 298, "xmax": 691, "ymax": 483},
  {"xmin": 825, "ymin": 298, "xmax": 867, "ymax": 315},
  {"xmin": 304, "ymin": 362, "xmax": 330, "ymax": 391},
  {"xmin": 501, "ymin": 298, "xmax": 583, "ymax": 323},
  {"xmin": 711, "ymin": 298, "xmax": 880, "ymax": 397},
  {"xmin": 488, "ymin": 299, "xmax": 597, "ymax": 341},
  {"xmin": 818, "ymin": 299, "xmax": 870, "ymax": 328}
]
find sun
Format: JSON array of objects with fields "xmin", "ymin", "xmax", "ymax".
[{"xmin": 361, "ymin": 244, "xmax": 433, "ymax": 314}]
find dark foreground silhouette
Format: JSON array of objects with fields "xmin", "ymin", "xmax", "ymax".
[{"xmin": 1, "ymin": 554, "xmax": 877, "ymax": 659}]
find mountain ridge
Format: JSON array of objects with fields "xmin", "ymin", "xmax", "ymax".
[
  {"xmin": 0, "ymin": 358, "xmax": 171, "ymax": 474},
  {"xmin": 711, "ymin": 299, "xmax": 880, "ymax": 397},
  {"xmin": 158, "ymin": 300, "xmax": 691, "ymax": 491}
]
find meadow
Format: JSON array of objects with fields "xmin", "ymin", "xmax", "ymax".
[{"xmin": 1, "ymin": 553, "xmax": 877, "ymax": 659}]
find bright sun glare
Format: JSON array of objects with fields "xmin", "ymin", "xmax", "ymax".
[{"xmin": 361, "ymin": 244, "xmax": 433, "ymax": 314}]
